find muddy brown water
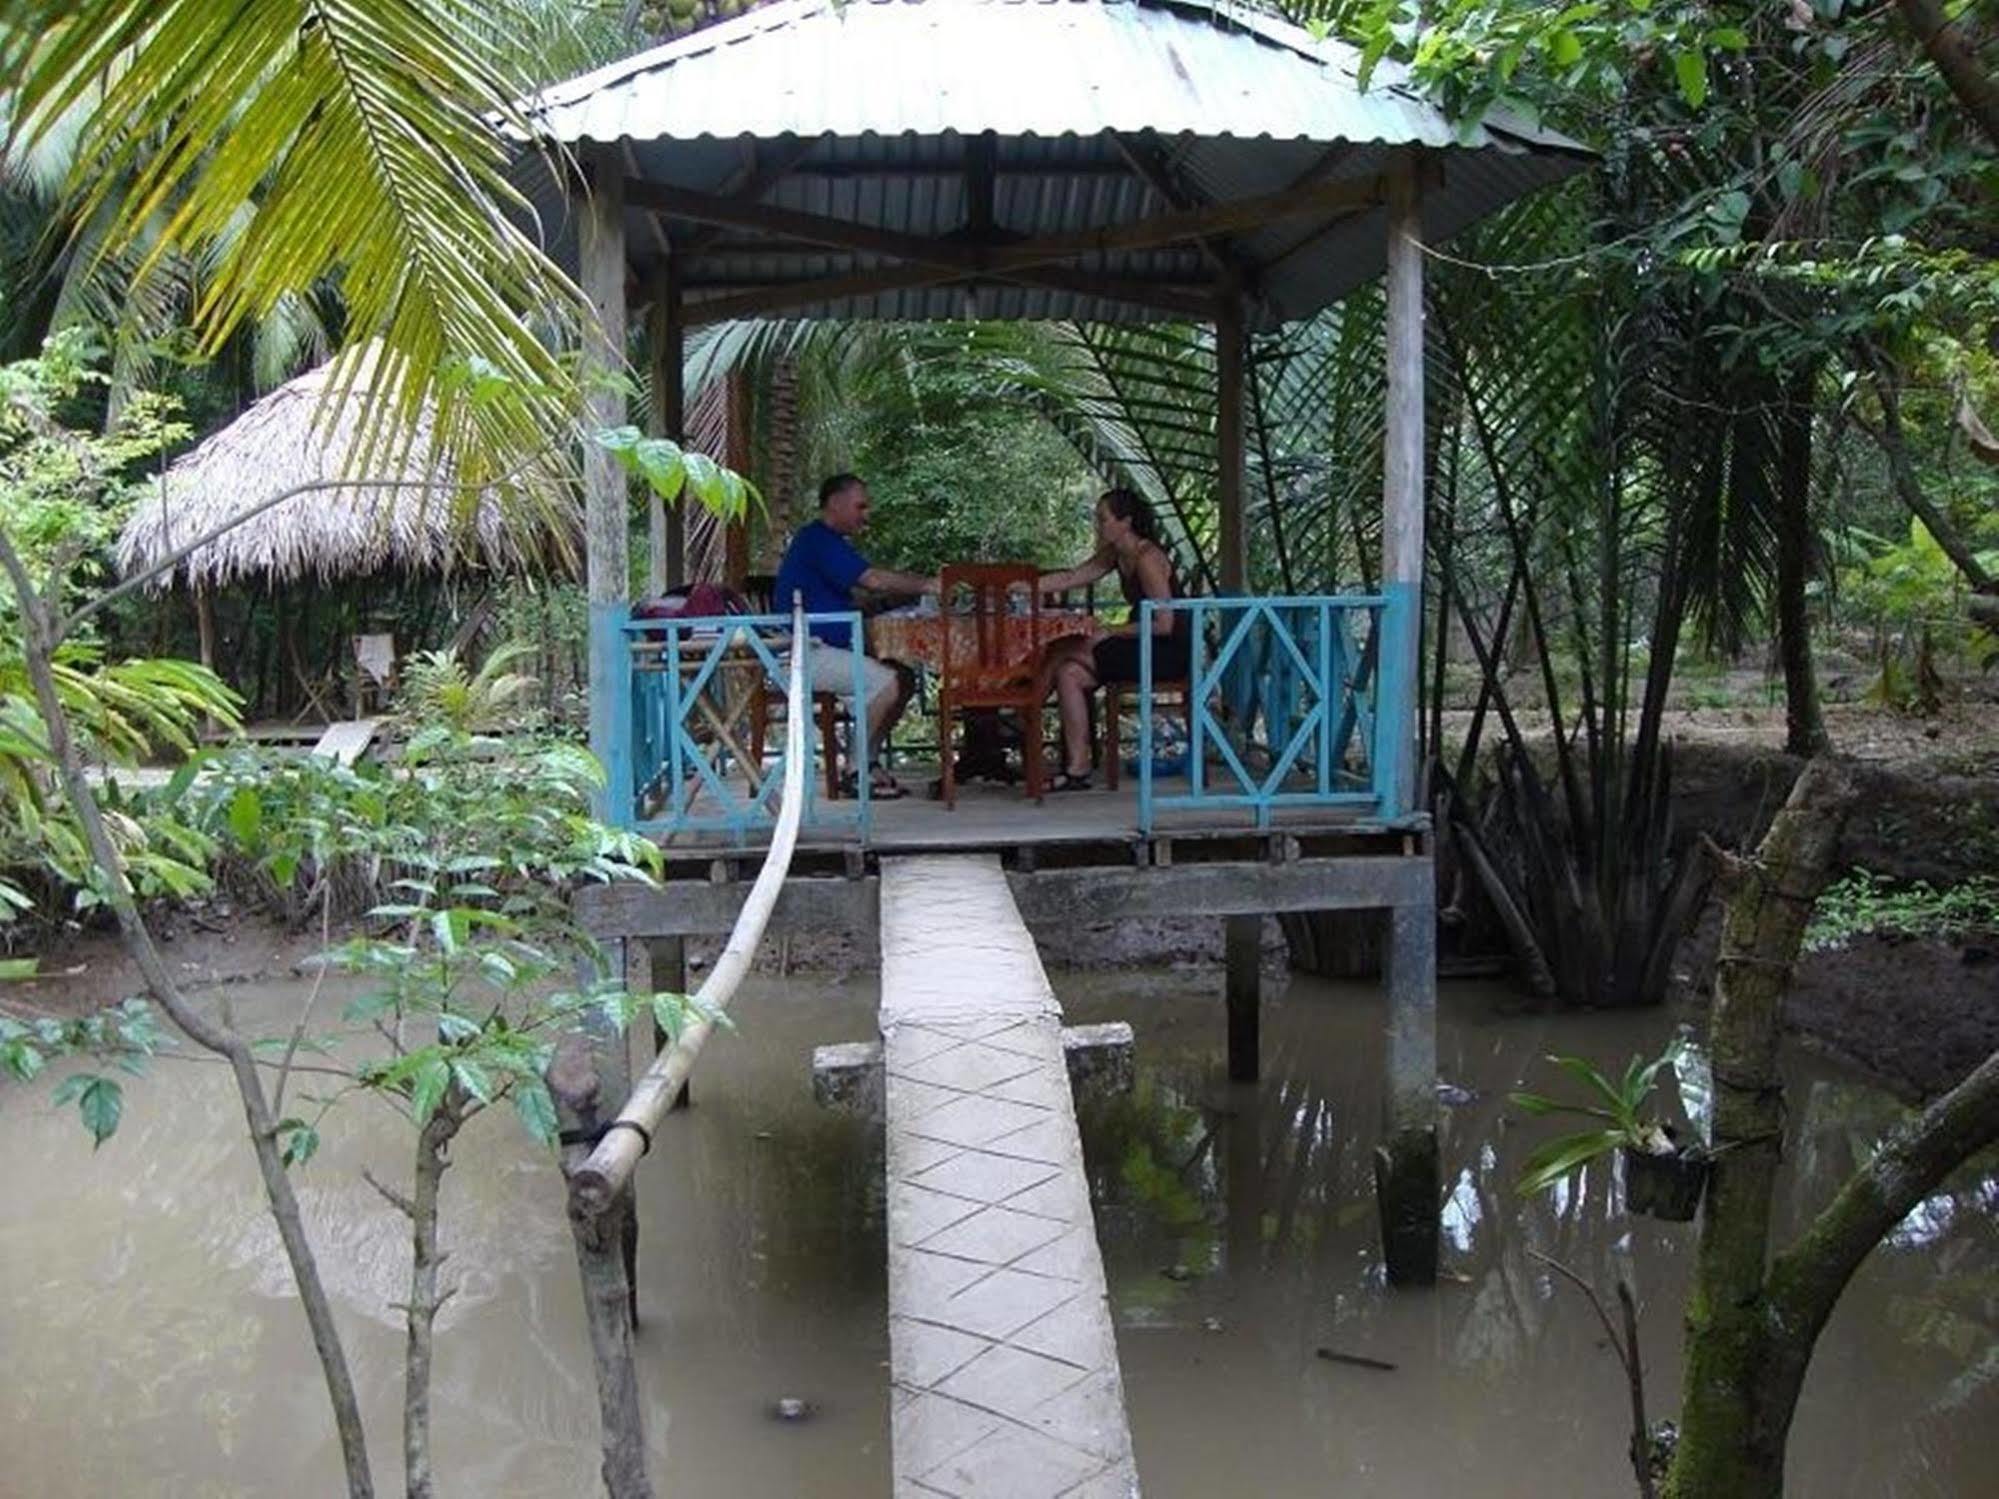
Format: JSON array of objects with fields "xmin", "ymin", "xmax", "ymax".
[{"xmin": 3, "ymin": 967, "xmax": 1993, "ymax": 1497}]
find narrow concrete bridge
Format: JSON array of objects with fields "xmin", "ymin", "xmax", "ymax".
[{"xmin": 866, "ymin": 854, "xmax": 1139, "ymax": 1498}]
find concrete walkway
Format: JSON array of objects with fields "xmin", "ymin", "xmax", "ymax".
[{"xmin": 879, "ymin": 855, "xmax": 1140, "ymax": 1499}]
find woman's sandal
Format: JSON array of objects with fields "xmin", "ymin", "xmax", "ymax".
[
  {"xmin": 840, "ymin": 770, "xmax": 909, "ymax": 800},
  {"xmin": 1049, "ymin": 770, "xmax": 1093, "ymax": 793}
]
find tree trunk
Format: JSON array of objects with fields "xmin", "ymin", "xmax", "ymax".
[
  {"xmin": 1667, "ymin": 759, "xmax": 1855, "ymax": 1498},
  {"xmin": 402, "ymin": 1102, "xmax": 464, "ymax": 1499},
  {"xmin": 1774, "ymin": 374, "xmax": 1829, "ymax": 756},
  {"xmin": 549, "ymin": 1019, "xmax": 653, "ymax": 1499},
  {"xmin": 1894, "ymin": 0, "xmax": 1999, "ymax": 153},
  {"xmin": 763, "ymin": 357, "xmax": 799, "ymax": 570},
  {"xmin": 194, "ymin": 584, "xmax": 217, "ymax": 672}
]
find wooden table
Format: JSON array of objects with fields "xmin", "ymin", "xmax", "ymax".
[
  {"xmin": 867, "ymin": 609, "xmax": 1093, "ymax": 788},
  {"xmin": 867, "ymin": 609, "xmax": 1093, "ymax": 672}
]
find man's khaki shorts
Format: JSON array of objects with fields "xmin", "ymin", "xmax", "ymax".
[{"xmin": 797, "ymin": 640, "xmax": 899, "ymax": 710}]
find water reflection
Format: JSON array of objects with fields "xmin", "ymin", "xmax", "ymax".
[
  {"xmin": 1, "ymin": 965, "xmax": 1990, "ymax": 1497},
  {"xmin": 1060, "ymin": 971, "xmax": 1999, "ymax": 1499}
]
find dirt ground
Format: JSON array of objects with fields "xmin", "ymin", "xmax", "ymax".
[
  {"xmin": 1643, "ymin": 698, "xmax": 1998, "ymax": 1101},
  {"xmin": 1781, "ymin": 930, "xmax": 1998, "ymax": 1103}
]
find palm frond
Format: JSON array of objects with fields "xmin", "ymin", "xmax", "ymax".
[{"xmin": 5, "ymin": 0, "xmax": 592, "ymax": 521}]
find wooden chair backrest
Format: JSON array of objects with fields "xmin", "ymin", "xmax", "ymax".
[{"xmin": 939, "ymin": 563, "xmax": 1041, "ymax": 694}]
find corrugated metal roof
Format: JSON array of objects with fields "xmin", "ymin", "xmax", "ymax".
[{"xmin": 513, "ymin": 0, "xmax": 1592, "ymax": 327}]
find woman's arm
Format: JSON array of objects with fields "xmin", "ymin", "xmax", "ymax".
[{"xmin": 1039, "ymin": 544, "xmax": 1115, "ymax": 597}]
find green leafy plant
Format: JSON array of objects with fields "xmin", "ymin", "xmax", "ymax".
[
  {"xmin": 182, "ymin": 726, "xmax": 682, "ymax": 1491},
  {"xmin": 0, "ymin": 996, "xmax": 161, "ymax": 1146},
  {"xmin": 1805, "ymin": 869, "xmax": 1999, "ymax": 952},
  {"xmin": 1510, "ymin": 1046, "xmax": 1685, "ymax": 1196},
  {"xmin": 392, "ymin": 641, "xmax": 539, "ymax": 735},
  {"xmin": 1841, "ymin": 517, "xmax": 1999, "ymax": 711},
  {"xmin": 0, "ymin": 337, "xmax": 239, "ymax": 928}
]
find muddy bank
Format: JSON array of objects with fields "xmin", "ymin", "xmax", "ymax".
[{"xmin": 1781, "ymin": 932, "xmax": 1999, "ymax": 1103}]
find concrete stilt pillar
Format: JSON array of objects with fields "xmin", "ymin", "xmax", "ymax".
[
  {"xmin": 1373, "ymin": 902, "xmax": 1439, "ymax": 1286},
  {"xmin": 1225, "ymin": 914, "xmax": 1261, "ymax": 1082},
  {"xmin": 638, "ymin": 935, "xmax": 690, "ymax": 1107}
]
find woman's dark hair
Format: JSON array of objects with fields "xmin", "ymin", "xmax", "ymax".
[{"xmin": 1100, "ymin": 487, "xmax": 1158, "ymax": 542}]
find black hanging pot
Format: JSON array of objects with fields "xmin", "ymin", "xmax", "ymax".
[{"xmin": 1623, "ymin": 1139, "xmax": 1709, "ymax": 1221}]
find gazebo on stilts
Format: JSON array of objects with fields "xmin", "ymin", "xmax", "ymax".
[{"xmin": 513, "ymin": 1, "xmax": 1588, "ymax": 1484}]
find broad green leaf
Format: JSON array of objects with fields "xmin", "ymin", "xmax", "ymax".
[
  {"xmin": 1508, "ymin": 1089, "xmax": 1613, "ymax": 1121},
  {"xmin": 1672, "ymin": 49, "xmax": 1708, "ymax": 109},
  {"xmin": 409, "ymin": 1057, "xmax": 451, "ymax": 1125},
  {"xmin": 78, "ymin": 1075, "xmax": 123, "ymax": 1147},
  {"xmin": 226, "ymin": 786, "xmax": 262, "ymax": 848},
  {"xmin": 450, "ymin": 1058, "xmax": 494, "ymax": 1105},
  {"xmin": 279, "ymin": 1118, "xmax": 321, "ymax": 1169},
  {"xmin": 1516, "ymin": 1128, "xmax": 1623, "ymax": 1196},
  {"xmin": 513, "ymin": 1077, "xmax": 558, "ymax": 1144},
  {"xmin": 436, "ymin": 1011, "xmax": 481, "ymax": 1044},
  {"xmin": 0, "ymin": 957, "xmax": 40, "ymax": 980}
]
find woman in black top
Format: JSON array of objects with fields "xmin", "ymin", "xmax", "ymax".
[{"xmin": 1038, "ymin": 488, "xmax": 1189, "ymax": 790}]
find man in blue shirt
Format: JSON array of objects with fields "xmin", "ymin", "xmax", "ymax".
[{"xmin": 774, "ymin": 473, "xmax": 937, "ymax": 797}]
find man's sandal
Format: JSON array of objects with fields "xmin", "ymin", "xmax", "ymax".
[{"xmin": 1049, "ymin": 770, "xmax": 1093, "ymax": 793}]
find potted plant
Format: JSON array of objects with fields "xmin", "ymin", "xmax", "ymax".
[{"xmin": 1510, "ymin": 1046, "xmax": 1709, "ymax": 1221}]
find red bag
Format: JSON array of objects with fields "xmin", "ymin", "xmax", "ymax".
[{"xmin": 633, "ymin": 583, "xmax": 749, "ymax": 620}]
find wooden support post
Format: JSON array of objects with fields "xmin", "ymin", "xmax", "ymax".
[
  {"xmin": 1216, "ymin": 295, "xmax": 1247, "ymax": 595},
  {"xmin": 1373, "ymin": 901, "xmax": 1439, "ymax": 1287},
  {"xmin": 1379, "ymin": 148, "xmax": 1426, "ymax": 816},
  {"xmin": 582, "ymin": 149, "xmax": 634, "ymax": 828},
  {"xmin": 1225, "ymin": 913, "xmax": 1261, "ymax": 1082},
  {"xmin": 647, "ymin": 261, "xmax": 686, "ymax": 591},
  {"xmin": 193, "ymin": 585, "xmax": 217, "ymax": 672},
  {"xmin": 723, "ymin": 369, "xmax": 751, "ymax": 590},
  {"xmin": 570, "ymin": 156, "xmax": 653, "ymax": 1496},
  {"xmin": 1224, "ymin": 1060, "xmax": 1262, "ymax": 1276},
  {"xmin": 640, "ymin": 935, "xmax": 691, "ymax": 1109}
]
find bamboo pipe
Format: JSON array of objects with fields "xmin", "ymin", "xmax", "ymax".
[{"xmin": 568, "ymin": 597, "xmax": 812, "ymax": 1218}]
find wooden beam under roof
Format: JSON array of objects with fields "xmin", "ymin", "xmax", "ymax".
[
  {"xmin": 627, "ymin": 171, "xmax": 1385, "ymax": 278},
  {"xmin": 684, "ymin": 262, "xmax": 1218, "ymax": 326},
  {"xmin": 679, "ymin": 135, "xmax": 825, "ymax": 255},
  {"xmin": 782, "ymin": 158, "xmax": 1137, "ymax": 179},
  {"xmin": 1112, "ymin": 130, "xmax": 1261, "ymax": 302}
]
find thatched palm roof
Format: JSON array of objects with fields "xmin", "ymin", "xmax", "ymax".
[{"xmin": 117, "ymin": 353, "xmax": 576, "ymax": 591}]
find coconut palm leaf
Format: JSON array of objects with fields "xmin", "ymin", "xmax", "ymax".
[{"xmin": 3, "ymin": 0, "xmax": 593, "ymax": 521}]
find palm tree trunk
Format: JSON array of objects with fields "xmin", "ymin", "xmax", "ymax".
[{"xmin": 1775, "ymin": 371, "xmax": 1829, "ymax": 756}]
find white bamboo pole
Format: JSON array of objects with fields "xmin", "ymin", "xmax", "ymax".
[{"xmin": 568, "ymin": 596, "xmax": 813, "ymax": 1219}]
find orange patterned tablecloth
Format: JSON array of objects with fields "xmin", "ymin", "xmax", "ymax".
[{"xmin": 867, "ymin": 610, "xmax": 1093, "ymax": 672}]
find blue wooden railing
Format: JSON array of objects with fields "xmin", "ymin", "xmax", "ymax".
[
  {"xmin": 1136, "ymin": 593, "xmax": 1413, "ymax": 832},
  {"xmin": 614, "ymin": 610, "xmax": 869, "ymax": 840}
]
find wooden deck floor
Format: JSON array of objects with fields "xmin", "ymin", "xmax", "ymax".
[{"xmin": 655, "ymin": 761, "xmax": 1412, "ymax": 860}]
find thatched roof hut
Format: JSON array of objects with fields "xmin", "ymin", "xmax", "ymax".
[{"xmin": 117, "ymin": 353, "xmax": 576, "ymax": 592}]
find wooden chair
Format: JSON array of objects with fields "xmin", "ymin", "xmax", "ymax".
[
  {"xmin": 938, "ymin": 563, "xmax": 1046, "ymax": 809},
  {"xmin": 739, "ymin": 574, "xmax": 857, "ymax": 799},
  {"xmin": 1102, "ymin": 676, "xmax": 1190, "ymax": 790},
  {"xmin": 747, "ymin": 644, "xmax": 846, "ymax": 800}
]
